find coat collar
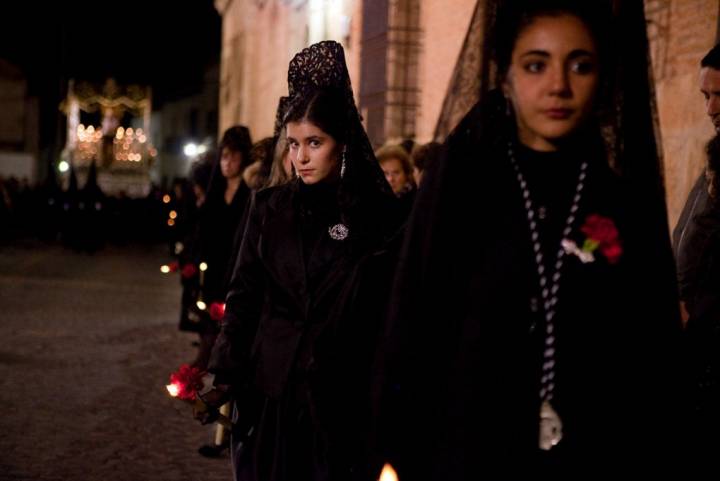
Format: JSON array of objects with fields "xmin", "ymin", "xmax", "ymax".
[{"xmin": 260, "ymin": 180, "xmax": 352, "ymax": 315}]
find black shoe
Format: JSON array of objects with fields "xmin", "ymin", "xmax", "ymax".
[{"xmin": 198, "ymin": 443, "xmax": 227, "ymax": 458}]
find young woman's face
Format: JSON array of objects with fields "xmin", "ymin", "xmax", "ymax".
[
  {"xmin": 503, "ymin": 14, "xmax": 599, "ymax": 151},
  {"xmin": 286, "ymin": 120, "xmax": 341, "ymax": 185},
  {"xmin": 220, "ymin": 147, "xmax": 243, "ymax": 179}
]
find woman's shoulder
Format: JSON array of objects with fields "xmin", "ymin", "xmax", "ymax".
[{"xmin": 254, "ymin": 181, "xmax": 297, "ymax": 210}]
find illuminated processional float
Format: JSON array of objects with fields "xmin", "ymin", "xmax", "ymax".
[{"xmin": 59, "ymin": 78, "xmax": 157, "ymax": 197}]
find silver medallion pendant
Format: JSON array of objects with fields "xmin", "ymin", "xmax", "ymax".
[
  {"xmin": 539, "ymin": 401, "xmax": 563, "ymax": 451},
  {"xmin": 328, "ymin": 223, "xmax": 349, "ymax": 241}
]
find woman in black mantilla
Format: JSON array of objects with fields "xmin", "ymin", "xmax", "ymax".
[
  {"xmin": 202, "ymin": 41, "xmax": 401, "ymax": 481},
  {"xmin": 374, "ymin": 1, "xmax": 684, "ymax": 479}
]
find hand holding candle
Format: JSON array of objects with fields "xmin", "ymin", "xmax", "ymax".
[{"xmin": 165, "ymin": 364, "xmax": 232, "ymax": 429}]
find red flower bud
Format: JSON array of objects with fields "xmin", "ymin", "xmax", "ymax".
[
  {"xmin": 181, "ymin": 263, "xmax": 198, "ymax": 279},
  {"xmin": 209, "ymin": 302, "xmax": 226, "ymax": 321},
  {"xmin": 601, "ymin": 243, "xmax": 623, "ymax": 264}
]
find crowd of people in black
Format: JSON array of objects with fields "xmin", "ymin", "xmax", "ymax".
[
  {"xmin": 0, "ymin": 163, "xmax": 192, "ymax": 251},
  {"xmin": 9, "ymin": 0, "xmax": 720, "ymax": 479}
]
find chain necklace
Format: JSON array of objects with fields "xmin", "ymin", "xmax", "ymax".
[{"xmin": 507, "ymin": 141, "xmax": 588, "ymax": 451}]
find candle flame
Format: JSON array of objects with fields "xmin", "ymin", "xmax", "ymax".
[
  {"xmin": 196, "ymin": 300, "xmax": 207, "ymax": 310},
  {"xmin": 160, "ymin": 265, "xmax": 170, "ymax": 274},
  {"xmin": 199, "ymin": 262, "xmax": 208, "ymax": 272},
  {"xmin": 166, "ymin": 383, "xmax": 180, "ymax": 397},
  {"xmin": 379, "ymin": 463, "xmax": 398, "ymax": 481}
]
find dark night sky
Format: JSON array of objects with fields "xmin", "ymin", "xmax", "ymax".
[{"xmin": 0, "ymin": 0, "xmax": 221, "ymax": 152}]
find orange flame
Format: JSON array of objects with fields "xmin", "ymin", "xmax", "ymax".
[{"xmin": 379, "ymin": 463, "xmax": 398, "ymax": 481}]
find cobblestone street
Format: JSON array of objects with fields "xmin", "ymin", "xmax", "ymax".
[{"xmin": 0, "ymin": 241, "xmax": 232, "ymax": 481}]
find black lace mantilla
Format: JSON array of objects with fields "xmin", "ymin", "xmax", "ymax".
[
  {"xmin": 285, "ymin": 40, "xmax": 397, "ymax": 234},
  {"xmin": 288, "ymin": 41, "xmax": 353, "ymax": 99}
]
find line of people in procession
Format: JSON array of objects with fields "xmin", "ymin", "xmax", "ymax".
[
  {"xmin": 162, "ymin": 1, "xmax": 720, "ymax": 479},
  {"xmin": 0, "ymin": 159, "xmax": 199, "ymax": 251}
]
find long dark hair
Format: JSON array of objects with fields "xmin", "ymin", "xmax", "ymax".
[
  {"xmin": 707, "ymin": 135, "xmax": 720, "ymax": 200},
  {"xmin": 219, "ymin": 125, "xmax": 253, "ymax": 173},
  {"xmin": 493, "ymin": 1, "xmax": 608, "ymax": 80},
  {"xmin": 283, "ymin": 87, "xmax": 348, "ymax": 146}
]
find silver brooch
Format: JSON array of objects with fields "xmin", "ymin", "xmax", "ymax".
[{"xmin": 328, "ymin": 223, "xmax": 349, "ymax": 241}]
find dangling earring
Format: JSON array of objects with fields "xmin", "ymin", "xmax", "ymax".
[{"xmin": 340, "ymin": 148, "xmax": 347, "ymax": 179}]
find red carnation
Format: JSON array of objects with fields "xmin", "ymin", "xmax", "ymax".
[
  {"xmin": 209, "ymin": 302, "xmax": 226, "ymax": 322},
  {"xmin": 181, "ymin": 263, "xmax": 198, "ymax": 279},
  {"xmin": 168, "ymin": 364, "xmax": 205, "ymax": 400},
  {"xmin": 580, "ymin": 214, "xmax": 619, "ymax": 245},
  {"xmin": 579, "ymin": 214, "xmax": 623, "ymax": 264}
]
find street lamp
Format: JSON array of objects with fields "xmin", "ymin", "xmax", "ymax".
[{"xmin": 183, "ymin": 142, "xmax": 198, "ymax": 158}]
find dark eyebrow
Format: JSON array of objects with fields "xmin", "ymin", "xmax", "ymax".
[
  {"xmin": 520, "ymin": 50, "xmax": 550, "ymax": 58},
  {"xmin": 519, "ymin": 49, "xmax": 596, "ymax": 60},
  {"xmin": 567, "ymin": 49, "xmax": 596, "ymax": 60}
]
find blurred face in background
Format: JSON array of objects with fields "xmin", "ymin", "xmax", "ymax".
[
  {"xmin": 700, "ymin": 66, "xmax": 720, "ymax": 133},
  {"xmin": 220, "ymin": 147, "xmax": 243, "ymax": 179},
  {"xmin": 381, "ymin": 157, "xmax": 409, "ymax": 194}
]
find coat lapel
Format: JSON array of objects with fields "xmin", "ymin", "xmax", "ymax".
[{"xmin": 259, "ymin": 185, "xmax": 307, "ymax": 311}]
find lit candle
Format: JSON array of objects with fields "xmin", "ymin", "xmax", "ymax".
[{"xmin": 379, "ymin": 464, "xmax": 399, "ymax": 481}]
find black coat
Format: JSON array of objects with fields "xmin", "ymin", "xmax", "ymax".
[
  {"xmin": 210, "ymin": 179, "xmax": 399, "ymax": 481},
  {"xmin": 375, "ymin": 101, "xmax": 684, "ymax": 480},
  {"xmin": 673, "ymin": 173, "xmax": 720, "ymax": 458},
  {"xmin": 197, "ymin": 181, "xmax": 251, "ymax": 304},
  {"xmin": 673, "ymin": 173, "xmax": 720, "ymax": 321}
]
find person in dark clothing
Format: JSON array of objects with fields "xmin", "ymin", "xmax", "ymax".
[
  {"xmin": 373, "ymin": 2, "xmax": 683, "ymax": 480},
  {"xmin": 673, "ymin": 42, "xmax": 720, "ymax": 468},
  {"xmin": 193, "ymin": 126, "xmax": 253, "ymax": 370},
  {"xmin": 410, "ymin": 141, "xmax": 442, "ymax": 188},
  {"xmin": 198, "ymin": 41, "xmax": 401, "ymax": 481},
  {"xmin": 191, "ymin": 127, "xmax": 253, "ymax": 458},
  {"xmin": 177, "ymin": 157, "xmax": 214, "ymax": 334},
  {"xmin": 78, "ymin": 160, "xmax": 106, "ymax": 252},
  {"xmin": 376, "ymin": 144, "xmax": 416, "ymax": 219}
]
